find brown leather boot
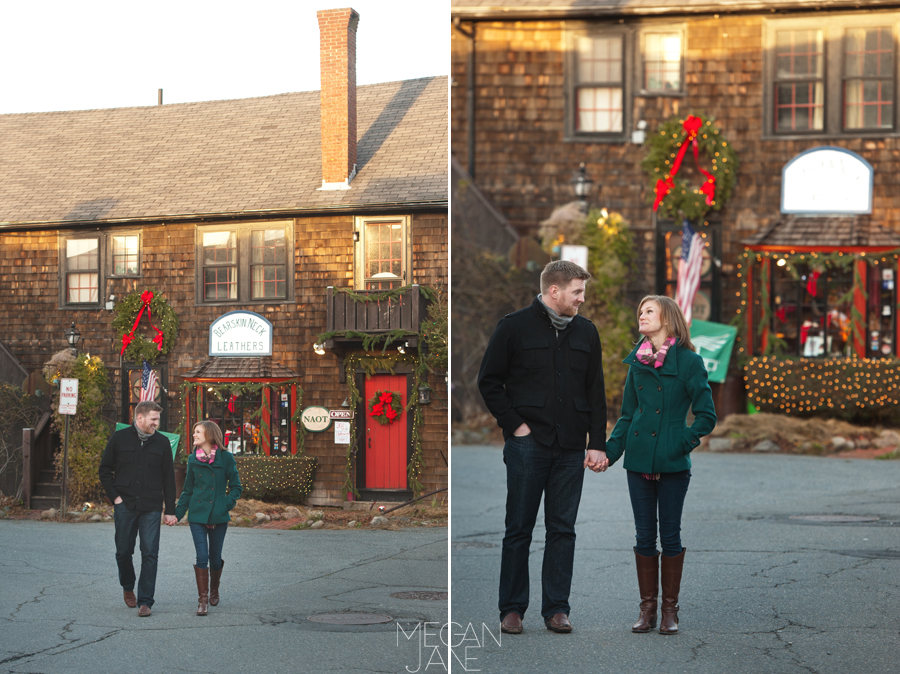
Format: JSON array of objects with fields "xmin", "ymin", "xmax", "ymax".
[
  {"xmin": 659, "ymin": 548, "xmax": 685, "ymax": 635},
  {"xmin": 209, "ymin": 560, "xmax": 223, "ymax": 606},
  {"xmin": 631, "ymin": 549, "xmax": 659, "ymax": 633},
  {"xmin": 194, "ymin": 565, "xmax": 209, "ymax": 616}
]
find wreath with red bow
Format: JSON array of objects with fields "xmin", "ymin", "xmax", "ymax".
[
  {"xmin": 368, "ymin": 390, "xmax": 403, "ymax": 425},
  {"xmin": 641, "ymin": 114, "xmax": 738, "ymax": 222},
  {"xmin": 111, "ymin": 288, "xmax": 179, "ymax": 364}
]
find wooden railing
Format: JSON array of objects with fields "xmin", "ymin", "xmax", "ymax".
[
  {"xmin": 22, "ymin": 412, "xmax": 53, "ymax": 510},
  {"xmin": 325, "ymin": 285, "xmax": 427, "ymax": 337}
]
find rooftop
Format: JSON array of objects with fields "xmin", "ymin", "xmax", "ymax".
[{"xmin": 0, "ymin": 76, "xmax": 447, "ymax": 228}]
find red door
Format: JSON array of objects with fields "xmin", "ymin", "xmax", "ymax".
[{"xmin": 364, "ymin": 374, "xmax": 408, "ymax": 489}]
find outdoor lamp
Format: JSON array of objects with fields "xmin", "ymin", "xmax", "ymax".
[
  {"xmin": 417, "ymin": 383, "xmax": 432, "ymax": 405},
  {"xmin": 65, "ymin": 322, "xmax": 81, "ymax": 354},
  {"xmin": 570, "ymin": 163, "xmax": 594, "ymax": 204},
  {"xmin": 313, "ymin": 342, "xmax": 326, "ymax": 355}
]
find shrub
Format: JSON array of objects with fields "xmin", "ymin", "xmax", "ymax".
[
  {"xmin": 43, "ymin": 351, "xmax": 110, "ymax": 504},
  {"xmin": 235, "ymin": 455, "xmax": 317, "ymax": 504},
  {"xmin": 745, "ymin": 356, "xmax": 900, "ymax": 426},
  {"xmin": 0, "ymin": 384, "xmax": 42, "ymax": 499}
]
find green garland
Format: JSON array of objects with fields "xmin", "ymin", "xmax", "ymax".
[
  {"xmin": 315, "ymin": 329, "xmax": 419, "ymax": 354},
  {"xmin": 111, "ymin": 288, "xmax": 179, "ymax": 364},
  {"xmin": 335, "ymin": 284, "xmax": 437, "ymax": 305},
  {"xmin": 642, "ymin": 113, "xmax": 739, "ymax": 222},
  {"xmin": 342, "ymin": 353, "xmax": 427, "ymax": 500},
  {"xmin": 177, "ymin": 379, "xmax": 306, "ymax": 460}
]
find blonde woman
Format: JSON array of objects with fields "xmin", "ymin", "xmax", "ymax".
[
  {"xmin": 602, "ymin": 295, "xmax": 716, "ymax": 635},
  {"xmin": 175, "ymin": 420, "xmax": 242, "ymax": 616}
]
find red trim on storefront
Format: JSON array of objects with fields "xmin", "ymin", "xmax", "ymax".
[{"xmin": 853, "ymin": 260, "xmax": 867, "ymax": 358}]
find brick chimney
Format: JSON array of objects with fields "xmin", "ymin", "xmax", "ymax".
[{"xmin": 317, "ymin": 7, "xmax": 359, "ymax": 190}]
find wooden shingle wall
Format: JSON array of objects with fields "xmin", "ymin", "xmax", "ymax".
[
  {"xmin": 451, "ymin": 12, "xmax": 900, "ymax": 320},
  {"xmin": 0, "ymin": 211, "xmax": 447, "ymax": 505}
]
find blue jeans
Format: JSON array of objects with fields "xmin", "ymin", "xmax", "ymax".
[
  {"xmin": 627, "ymin": 470, "xmax": 691, "ymax": 558},
  {"xmin": 113, "ymin": 504, "xmax": 161, "ymax": 608},
  {"xmin": 189, "ymin": 522, "xmax": 228, "ymax": 570},
  {"xmin": 500, "ymin": 434, "xmax": 585, "ymax": 620}
]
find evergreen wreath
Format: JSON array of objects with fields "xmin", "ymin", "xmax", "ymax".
[
  {"xmin": 112, "ymin": 288, "xmax": 179, "ymax": 364},
  {"xmin": 368, "ymin": 390, "xmax": 403, "ymax": 425},
  {"xmin": 642, "ymin": 113, "xmax": 739, "ymax": 222}
]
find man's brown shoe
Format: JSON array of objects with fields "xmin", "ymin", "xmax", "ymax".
[
  {"xmin": 544, "ymin": 613, "xmax": 573, "ymax": 633},
  {"xmin": 500, "ymin": 613, "xmax": 523, "ymax": 634},
  {"xmin": 123, "ymin": 590, "xmax": 137, "ymax": 608},
  {"xmin": 137, "ymin": 605, "xmax": 152, "ymax": 617}
]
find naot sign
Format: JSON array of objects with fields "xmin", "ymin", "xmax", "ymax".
[
  {"xmin": 209, "ymin": 311, "xmax": 273, "ymax": 357},
  {"xmin": 301, "ymin": 406, "xmax": 332, "ymax": 432}
]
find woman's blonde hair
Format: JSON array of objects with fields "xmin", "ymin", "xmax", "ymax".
[
  {"xmin": 193, "ymin": 420, "xmax": 226, "ymax": 450},
  {"xmin": 637, "ymin": 295, "xmax": 695, "ymax": 352}
]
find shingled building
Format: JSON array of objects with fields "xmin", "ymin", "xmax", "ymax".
[{"xmin": 2, "ymin": 7, "xmax": 447, "ymax": 506}]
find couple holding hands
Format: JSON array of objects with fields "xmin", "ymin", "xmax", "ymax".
[{"xmin": 478, "ymin": 260, "xmax": 717, "ymax": 636}]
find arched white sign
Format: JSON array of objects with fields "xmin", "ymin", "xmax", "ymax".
[
  {"xmin": 209, "ymin": 311, "xmax": 273, "ymax": 357},
  {"xmin": 781, "ymin": 146, "xmax": 873, "ymax": 215}
]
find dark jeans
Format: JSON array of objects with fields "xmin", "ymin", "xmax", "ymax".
[
  {"xmin": 113, "ymin": 504, "xmax": 161, "ymax": 608},
  {"xmin": 500, "ymin": 433, "xmax": 585, "ymax": 621},
  {"xmin": 627, "ymin": 469, "xmax": 691, "ymax": 558},
  {"xmin": 189, "ymin": 522, "xmax": 228, "ymax": 570}
]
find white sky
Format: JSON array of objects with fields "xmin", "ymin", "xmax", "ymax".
[{"xmin": 0, "ymin": 0, "xmax": 449, "ymax": 114}]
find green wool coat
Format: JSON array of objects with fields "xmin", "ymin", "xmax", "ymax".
[
  {"xmin": 175, "ymin": 449, "xmax": 242, "ymax": 524},
  {"xmin": 606, "ymin": 340, "xmax": 717, "ymax": 473}
]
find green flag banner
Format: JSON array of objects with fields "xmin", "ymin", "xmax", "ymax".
[
  {"xmin": 116, "ymin": 423, "xmax": 181, "ymax": 459},
  {"xmin": 689, "ymin": 319, "xmax": 737, "ymax": 384}
]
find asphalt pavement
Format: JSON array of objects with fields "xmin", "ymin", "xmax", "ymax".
[
  {"xmin": 0, "ymin": 522, "xmax": 447, "ymax": 674},
  {"xmin": 451, "ymin": 446, "xmax": 900, "ymax": 674}
]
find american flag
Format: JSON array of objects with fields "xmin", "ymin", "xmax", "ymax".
[
  {"xmin": 676, "ymin": 219, "xmax": 704, "ymax": 325},
  {"xmin": 139, "ymin": 360, "xmax": 158, "ymax": 402}
]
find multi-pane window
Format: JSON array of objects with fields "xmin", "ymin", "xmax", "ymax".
[
  {"xmin": 65, "ymin": 238, "xmax": 99, "ymax": 304},
  {"xmin": 575, "ymin": 35, "xmax": 624, "ymax": 133},
  {"xmin": 844, "ymin": 26, "xmax": 894, "ymax": 130},
  {"xmin": 644, "ymin": 32, "xmax": 682, "ymax": 92},
  {"xmin": 354, "ymin": 216, "xmax": 410, "ymax": 291},
  {"xmin": 251, "ymin": 230, "xmax": 287, "ymax": 299},
  {"xmin": 202, "ymin": 231, "xmax": 238, "ymax": 301},
  {"xmin": 767, "ymin": 18, "xmax": 899, "ymax": 136},
  {"xmin": 774, "ymin": 29, "xmax": 825, "ymax": 132},
  {"xmin": 365, "ymin": 221, "xmax": 403, "ymax": 290},
  {"xmin": 111, "ymin": 235, "xmax": 139, "ymax": 276},
  {"xmin": 196, "ymin": 222, "xmax": 293, "ymax": 304}
]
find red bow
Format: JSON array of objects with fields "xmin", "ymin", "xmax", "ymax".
[
  {"xmin": 120, "ymin": 291, "xmax": 165, "ymax": 355},
  {"xmin": 652, "ymin": 115, "xmax": 718, "ymax": 211}
]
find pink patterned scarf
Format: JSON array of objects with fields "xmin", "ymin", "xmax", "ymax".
[
  {"xmin": 635, "ymin": 336, "xmax": 676, "ymax": 369},
  {"xmin": 195, "ymin": 446, "xmax": 217, "ymax": 464}
]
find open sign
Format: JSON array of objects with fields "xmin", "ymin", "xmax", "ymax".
[{"xmin": 301, "ymin": 406, "xmax": 332, "ymax": 432}]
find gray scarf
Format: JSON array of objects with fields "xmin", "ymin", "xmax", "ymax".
[
  {"xmin": 538, "ymin": 294, "xmax": 574, "ymax": 330},
  {"xmin": 135, "ymin": 424, "xmax": 154, "ymax": 443}
]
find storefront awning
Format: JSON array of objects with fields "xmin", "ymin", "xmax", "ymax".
[
  {"xmin": 742, "ymin": 215, "xmax": 900, "ymax": 251},
  {"xmin": 182, "ymin": 357, "xmax": 299, "ymax": 380}
]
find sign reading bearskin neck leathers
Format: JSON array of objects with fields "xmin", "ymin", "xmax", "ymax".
[{"xmin": 209, "ymin": 311, "xmax": 273, "ymax": 357}]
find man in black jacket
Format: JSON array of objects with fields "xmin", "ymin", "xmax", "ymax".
[
  {"xmin": 99, "ymin": 401, "xmax": 176, "ymax": 617},
  {"xmin": 478, "ymin": 260, "xmax": 608, "ymax": 635}
]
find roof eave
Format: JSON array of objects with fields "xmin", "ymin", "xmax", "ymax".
[
  {"xmin": 0, "ymin": 200, "xmax": 448, "ymax": 232},
  {"xmin": 451, "ymin": 1, "xmax": 900, "ymax": 21}
]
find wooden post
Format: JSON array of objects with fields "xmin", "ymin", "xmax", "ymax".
[
  {"xmin": 853, "ymin": 259, "xmax": 867, "ymax": 358},
  {"xmin": 746, "ymin": 261, "xmax": 754, "ymax": 355},
  {"xmin": 22, "ymin": 427, "xmax": 33, "ymax": 510}
]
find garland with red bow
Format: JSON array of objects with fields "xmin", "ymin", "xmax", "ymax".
[
  {"xmin": 111, "ymin": 288, "xmax": 179, "ymax": 364},
  {"xmin": 642, "ymin": 114, "xmax": 738, "ymax": 222},
  {"xmin": 368, "ymin": 389, "xmax": 403, "ymax": 425}
]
